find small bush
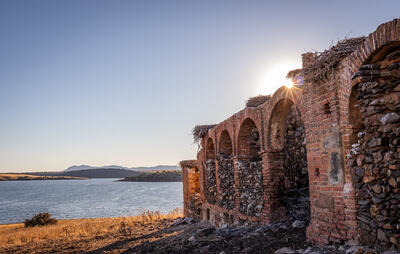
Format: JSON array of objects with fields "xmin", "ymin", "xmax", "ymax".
[{"xmin": 24, "ymin": 212, "xmax": 58, "ymax": 227}]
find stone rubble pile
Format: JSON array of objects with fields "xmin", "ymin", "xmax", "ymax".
[
  {"xmin": 236, "ymin": 160, "xmax": 264, "ymax": 216},
  {"xmin": 280, "ymin": 187, "xmax": 310, "ymax": 224},
  {"xmin": 348, "ymin": 50, "xmax": 400, "ymax": 248},
  {"xmin": 217, "ymin": 152, "xmax": 236, "ymax": 209},
  {"xmin": 188, "ymin": 192, "xmax": 202, "ymax": 220},
  {"xmin": 283, "ymin": 105, "xmax": 309, "ymax": 189},
  {"xmin": 205, "ymin": 159, "xmax": 217, "ymax": 204}
]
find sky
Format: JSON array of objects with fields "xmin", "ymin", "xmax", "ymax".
[{"xmin": 0, "ymin": 0, "xmax": 399, "ymax": 172}]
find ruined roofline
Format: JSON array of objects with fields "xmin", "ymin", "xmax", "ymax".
[
  {"xmin": 286, "ymin": 18, "xmax": 400, "ymax": 83},
  {"xmin": 286, "ymin": 37, "xmax": 366, "ymax": 83},
  {"xmin": 179, "ymin": 160, "xmax": 197, "ymax": 168}
]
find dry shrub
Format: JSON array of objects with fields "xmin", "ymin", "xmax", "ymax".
[
  {"xmin": 245, "ymin": 95, "xmax": 272, "ymax": 108},
  {"xmin": 192, "ymin": 125, "xmax": 216, "ymax": 144},
  {"xmin": 24, "ymin": 213, "xmax": 57, "ymax": 227}
]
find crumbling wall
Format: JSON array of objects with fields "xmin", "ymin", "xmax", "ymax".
[
  {"xmin": 237, "ymin": 160, "xmax": 264, "ymax": 216},
  {"xmin": 348, "ymin": 48, "xmax": 400, "ymax": 248},
  {"xmin": 181, "ymin": 160, "xmax": 202, "ymax": 220},
  {"xmin": 217, "ymin": 153, "xmax": 235, "ymax": 209}
]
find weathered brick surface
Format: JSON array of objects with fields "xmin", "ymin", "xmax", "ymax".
[{"xmin": 182, "ymin": 19, "xmax": 400, "ymax": 246}]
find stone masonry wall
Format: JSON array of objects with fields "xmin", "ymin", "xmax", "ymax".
[
  {"xmin": 205, "ymin": 159, "xmax": 217, "ymax": 205},
  {"xmin": 348, "ymin": 49, "xmax": 400, "ymax": 248},
  {"xmin": 237, "ymin": 160, "xmax": 264, "ymax": 216},
  {"xmin": 282, "ymin": 105, "xmax": 309, "ymax": 189},
  {"xmin": 217, "ymin": 153, "xmax": 235, "ymax": 209}
]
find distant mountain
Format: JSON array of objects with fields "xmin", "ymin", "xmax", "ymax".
[
  {"xmin": 61, "ymin": 168, "xmax": 141, "ymax": 178},
  {"xmin": 65, "ymin": 164, "xmax": 180, "ymax": 172},
  {"xmin": 118, "ymin": 170, "xmax": 182, "ymax": 182},
  {"xmin": 131, "ymin": 165, "xmax": 180, "ymax": 171}
]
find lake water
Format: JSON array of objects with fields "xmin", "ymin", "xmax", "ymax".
[{"xmin": 0, "ymin": 179, "xmax": 183, "ymax": 224}]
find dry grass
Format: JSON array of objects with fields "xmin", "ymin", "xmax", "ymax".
[
  {"xmin": 0, "ymin": 208, "xmax": 182, "ymax": 251},
  {"xmin": 0, "ymin": 173, "xmax": 86, "ymax": 181}
]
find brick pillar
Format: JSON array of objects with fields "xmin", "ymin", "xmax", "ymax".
[
  {"xmin": 182, "ymin": 167, "xmax": 189, "ymax": 217},
  {"xmin": 260, "ymin": 149, "xmax": 286, "ymax": 224},
  {"xmin": 342, "ymin": 124, "xmax": 360, "ymax": 243}
]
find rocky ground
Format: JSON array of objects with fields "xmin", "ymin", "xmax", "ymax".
[{"xmin": 123, "ymin": 218, "xmax": 399, "ymax": 254}]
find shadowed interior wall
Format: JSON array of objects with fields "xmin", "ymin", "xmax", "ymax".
[{"xmin": 237, "ymin": 118, "xmax": 264, "ymax": 216}]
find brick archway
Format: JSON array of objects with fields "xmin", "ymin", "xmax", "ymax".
[
  {"xmin": 338, "ymin": 19, "xmax": 400, "ymax": 245},
  {"xmin": 236, "ymin": 118, "xmax": 264, "ymax": 216},
  {"xmin": 262, "ymin": 90, "xmax": 310, "ymax": 224},
  {"xmin": 344, "ymin": 43, "xmax": 400, "ymax": 247}
]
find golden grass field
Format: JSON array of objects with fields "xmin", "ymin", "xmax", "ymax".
[
  {"xmin": 0, "ymin": 173, "xmax": 87, "ymax": 181},
  {"xmin": 0, "ymin": 208, "xmax": 182, "ymax": 254}
]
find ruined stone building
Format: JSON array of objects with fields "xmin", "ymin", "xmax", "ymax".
[{"xmin": 180, "ymin": 19, "xmax": 400, "ymax": 248}]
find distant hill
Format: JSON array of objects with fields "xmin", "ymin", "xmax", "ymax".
[
  {"xmin": 65, "ymin": 164, "xmax": 180, "ymax": 172},
  {"xmin": 131, "ymin": 165, "xmax": 180, "ymax": 171},
  {"xmin": 118, "ymin": 170, "xmax": 182, "ymax": 182},
  {"xmin": 61, "ymin": 168, "xmax": 142, "ymax": 178},
  {"xmin": 31, "ymin": 168, "xmax": 141, "ymax": 179}
]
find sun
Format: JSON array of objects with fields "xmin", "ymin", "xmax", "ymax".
[{"xmin": 258, "ymin": 62, "xmax": 300, "ymax": 94}]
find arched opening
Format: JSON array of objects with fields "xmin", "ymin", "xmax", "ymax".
[
  {"xmin": 279, "ymin": 103, "xmax": 310, "ymax": 225},
  {"xmin": 237, "ymin": 118, "xmax": 263, "ymax": 216},
  {"xmin": 217, "ymin": 130, "xmax": 235, "ymax": 209},
  {"xmin": 205, "ymin": 138, "xmax": 217, "ymax": 204},
  {"xmin": 268, "ymin": 99, "xmax": 294, "ymax": 150},
  {"xmin": 348, "ymin": 44, "xmax": 400, "ymax": 247},
  {"xmin": 238, "ymin": 118, "xmax": 261, "ymax": 160}
]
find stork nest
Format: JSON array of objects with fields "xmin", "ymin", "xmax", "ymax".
[
  {"xmin": 179, "ymin": 160, "xmax": 197, "ymax": 168},
  {"xmin": 246, "ymin": 95, "xmax": 272, "ymax": 108},
  {"xmin": 290, "ymin": 37, "xmax": 366, "ymax": 82},
  {"xmin": 192, "ymin": 124, "xmax": 216, "ymax": 144}
]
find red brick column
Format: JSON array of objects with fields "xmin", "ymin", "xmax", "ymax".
[{"xmin": 260, "ymin": 149, "xmax": 286, "ymax": 224}]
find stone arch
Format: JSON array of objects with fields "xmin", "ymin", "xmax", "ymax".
[
  {"xmin": 236, "ymin": 118, "xmax": 264, "ymax": 216},
  {"xmin": 204, "ymin": 137, "xmax": 217, "ymax": 204},
  {"xmin": 238, "ymin": 118, "xmax": 261, "ymax": 160},
  {"xmin": 346, "ymin": 42, "xmax": 400, "ymax": 247},
  {"xmin": 218, "ymin": 130, "xmax": 233, "ymax": 156},
  {"xmin": 338, "ymin": 19, "xmax": 400, "ymax": 244},
  {"xmin": 217, "ymin": 130, "xmax": 235, "ymax": 209},
  {"xmin": 268, "ymin": 98, "xmax": 295, "ymax": 151},
  {"xmin": 206, "ymin": 138, "xmax": 216, "ymax": 160}
]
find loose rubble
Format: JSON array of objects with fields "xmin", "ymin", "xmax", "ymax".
[{"xmin": 125, "ymin": 218, "xmax": 400, "ymax": 254}]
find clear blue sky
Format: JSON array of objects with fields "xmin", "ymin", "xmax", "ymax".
[{"xmin": 0, "ymin": 0, "xmax": 399, "ymax": 172}]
